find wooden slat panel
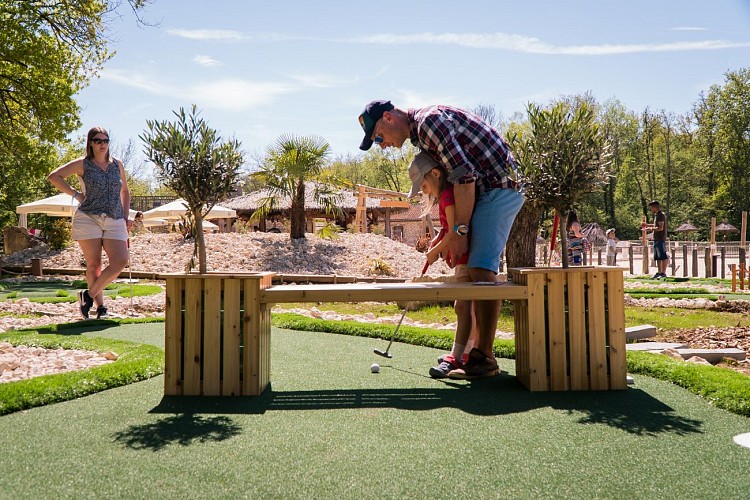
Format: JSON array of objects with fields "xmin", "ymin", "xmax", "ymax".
[
  {"xmin": 222, "ymin": 279, "xmax": 242, "ymax": 396},
  {"xmin": 567, "ymin": 271, "xmax": 588, "ymax": 390},
  {"xmin": 183, "ymin": 278, "xmax": 203, "ymax": 395},
  {"xmin": 587, "ymin": 271, "xmax": 608, "ymax": 390},
  {"xmin": 526, "ymin": 273, "xmax": 548, "ymax": 391},
  {"xmin": 243, "ymin": 278, "xmax": 262, "ymax": 396},
  {"xmin": 164, "ymin": 277, "xmax": 183, "ymax": 395},
  {"xmin": 261, "ymin": 282, "xmax": 527, "ymax": 304},
  {"xmin": 260, "ymin": 304, "xmax": 272, "ymax": 393},
  {"xmin": 202, "ymin": 278, "xmax": 222, "ymax": 396},
  {"xmin": 547, "ymin": 272, "xmax": 567, "ymax": 391},
  {"xmin": 606, "ymin": 270, "xmax": 628, "ymax": 390}
]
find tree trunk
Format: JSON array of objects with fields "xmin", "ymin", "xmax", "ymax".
[
  {"xmin": 559, "ymin": 209, "xmax": 569, "ymax": 269},
  {"xmin": 506, "ymin": 202, "xmax": 542, "ymax": 268},
  {"xmin": 194, "ymin": 209, "xmax": 207, "ymax": 274},
  {"xmin": 290, "ymin": 181, "xmax": 306, "ymax": 239}
]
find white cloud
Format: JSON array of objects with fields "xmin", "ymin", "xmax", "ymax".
[
  {"xmin": 343, "ymin": 32, "xmax": 750, "ymax": 55},
  {"xmin": 285, "ymin": 73, "xmax": 359, "ymax": 88},
  {"xmin": 394, "ymin": 89, "xmax": 460, "ymax": 109},
  {"xmin": 194, "ymin": 54, "xmax": 222, "ymax": 67},
  {"xmin": 101, "ymin": 70, "xmax": 295, "ymax": 111},
  {"xmin": 670, "ymin": 26, "xmax": 707, "ymax": 31},
  {"xmin": 167, "ymin": 28, "xmax": 247, "ymax": 41}
]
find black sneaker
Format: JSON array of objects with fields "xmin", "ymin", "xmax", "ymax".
[
  {"xmin": 651, "ymin": 273, "xmax": 662, "ymax": 279},
  {"xmin": 96, "ymin": 305, "xmax": 108, "ymax": 319},
  {"xmin": 429, "ymin": 355, "xmax": 461, "ymax": 379},
  {"xmin": 77, "ymin": 289, "xmax": 94, "ymax": 319}
]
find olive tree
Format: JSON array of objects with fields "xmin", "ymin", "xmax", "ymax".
[
  {"xmin": 141, "ymin": 105, "xmax": 244, "ymax": 273},
  {"xmin": 509, "ymin": 101, "xmax": 611, "ymax": 267}
]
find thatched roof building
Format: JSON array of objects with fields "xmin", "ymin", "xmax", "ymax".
[{"xmin": 223, "ymin": 182, "xmax": 411, "ymax": 233}]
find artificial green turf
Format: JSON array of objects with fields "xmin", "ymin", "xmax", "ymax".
[
  {"xmin": 1, "ymin": 323, "xmax": 749, "ymax": 499},
  {"xmin": 0, "ymin": 327, "xmax": 164, "ymax": 415}
]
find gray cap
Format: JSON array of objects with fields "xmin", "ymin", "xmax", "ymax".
[{"xmin": 408, "ymin": 152, "xmax": 440, "ymax": 198}]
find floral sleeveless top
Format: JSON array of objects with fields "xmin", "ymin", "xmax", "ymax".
[{"xmin": 78, "ymin": 157, "xmax": 125, "ymax": 220}]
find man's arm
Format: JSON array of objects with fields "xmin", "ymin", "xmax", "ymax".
[{"xmin": 443, "ymin": 182, "xmax": 474, "ymax": 267}]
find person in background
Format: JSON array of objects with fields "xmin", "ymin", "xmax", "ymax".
[
  {"xmin": 357, "ymin": 100, "xmax": 524, "ymax": 378},
  {"xmin": 130, "ymin": 211, "xmax": 147, "ymax": 236},
  {"xmin": 408, "ymin": 152, "xmax": 478, "ymax": 379},
  {"xmin": 566, "ymin": 210, "xmax": 585, "ymax": 266},
  {"xmin": 47, "ymin": 126, "xmax": 130, "ymax": 319},
  {"xmin": 606, "ymin": 228, "xmax": 618, "ymax": 266},
  {"xmin": 642, "ymin": 200, "xmax": 669, "ymax": 279}
]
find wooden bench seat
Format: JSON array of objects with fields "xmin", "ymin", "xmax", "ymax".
[{"xmin": 261, "ymin": 281, "xmax": 527, "ymax": 304}]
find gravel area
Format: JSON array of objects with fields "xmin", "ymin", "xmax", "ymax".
[{"xmin": 2, "ymin": 232, "xmax": 454, "ymax": 278}]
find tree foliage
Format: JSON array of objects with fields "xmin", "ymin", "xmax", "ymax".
[
  {"xmin": 0, "ymin": 0, "xmax": 149, "ymax": 227},
  {"xmin": 510, "ymin": 101, "xmax": 611, "ymax": 267},
  {"xmin": 252, "ymin": 134, "xmax": 343, "ymax": 240},
  {"xmin": 141, "ymin": 105, "xmax": 244, "ymax": 273}
]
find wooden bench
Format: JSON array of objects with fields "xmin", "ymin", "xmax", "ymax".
[{"xmin": 162, "ymin": 268, "xmax": 626, "ymax": 396}]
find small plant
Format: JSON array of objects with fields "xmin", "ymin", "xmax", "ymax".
[
  {"xmin": 369, "ymin": 258, "xmax": 394, "ymax": 276},
  {"xmin": 55, "ymin": 290, "xmax": 69, "ymax": 297},
  {"xmin": 6, "ymin": 291, "xmax": 18, "ymax": 299},
  {"xmin": 45, "ymin": 219, "xmax": 72, "ymax": 250}
]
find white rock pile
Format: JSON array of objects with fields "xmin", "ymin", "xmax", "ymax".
[{"xmin": 0, "ymin": 341, "xmax": 117, "ymax": 383}]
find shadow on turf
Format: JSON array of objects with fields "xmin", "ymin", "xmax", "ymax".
[
  {"xmin": 112, "ymin": 413, "xmax": 242, "ymax": 451},
  {"xmin": 132, "ymin": 375, "xmax": 702, "ymax": 450}
]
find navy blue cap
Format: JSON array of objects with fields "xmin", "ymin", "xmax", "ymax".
[{"xmin": 358, "ymin": 100, "xmax": 394, "ymax": 150}]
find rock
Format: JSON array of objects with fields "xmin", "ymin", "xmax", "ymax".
[
  {"xmin": 686, "ymin": 356, "xmax": 711, "ymax": 365},
  {"xmin": 3, "ymin": 226, "xmax": 41, "ymax": 255},
  {"xmin": 660, "ymin": 348, "xmax": 684, "ymax": 361}
]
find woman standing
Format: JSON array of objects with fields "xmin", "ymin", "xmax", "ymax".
[
  {"xmin": 566, "ymin": 210, "xmax": 585, "ymax": 266},
  {"xmin": 47, "ymin": 127, "xmax": 131, "ymax": 319}
]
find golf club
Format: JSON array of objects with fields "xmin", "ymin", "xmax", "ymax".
[{"xmin": 374, "ymin": 260, "xmax": 429, "ymax": 358}]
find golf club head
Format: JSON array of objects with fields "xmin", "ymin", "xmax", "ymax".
[{"xmin": 373, "ymin": 349, "xmax": 393, "ymax": 359}]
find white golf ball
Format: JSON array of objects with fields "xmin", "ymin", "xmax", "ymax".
[{"xmin": 370, "ymin": 363, "xmax": 380, "ymax": 373}]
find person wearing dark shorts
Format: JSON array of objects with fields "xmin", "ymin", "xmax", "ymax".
[{"xmin": 644, "ymin": 200, "xmax": 668, "ymax": 279}]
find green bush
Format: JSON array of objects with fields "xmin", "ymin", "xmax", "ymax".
[
  {"xmin": 55, "ymin": 290, "xmax": 69, "ymax": 297},
  {"xmin": 44, "ymin": 219, "xmax": 72, "ymax": 250}
]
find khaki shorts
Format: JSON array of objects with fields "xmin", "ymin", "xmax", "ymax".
[{"xmin": 72, "ymin": 210, "xmax": 128, "ymax": 241}]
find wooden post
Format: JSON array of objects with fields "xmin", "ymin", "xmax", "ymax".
[
  {"xmin": 682, "ymin": 244, "xmax": 688, "ymax": 277},
  {"xmin": 731, "ymin": 264, "xmax": 737, "ymax": 292},
  {"xmin": 670, "ymin": 246, "xmax": 676, "ymax": 276},
  {"xmin": 720, "ymin": 246, "xmax": 726, "ymax": 279},
  {"xmin": 641, "ymin": 216, "xmax": 649, "ymax": 275},
  {"xmin": 628, "ymin": 246, "xmax": 634, "ymax": 275},
  {"xmin": 354, "ymin": 185, "xmax": 367, "ymax": 234},
  {"xmin": 692, "ymin": 248, "xmax": 699, "ymax": 277},
  {"xmin": 742, "ymin": 211, "xmax": 747, "ymax": 256},
  {"xmin": 597, "ymin": 249, "xmax": 602, "ymax": 265},
  {"xmin": 704, "ymin": 247, "xmax": 712, "ymax": 278}
]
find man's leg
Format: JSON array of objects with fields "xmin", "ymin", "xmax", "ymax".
[
  {"xmin": 448, "ymin": 188, "xmax": 524, "ymax": 379},
  {"xmin": 468, "ymin": 267, "xmax": 500, "ymax": 355}
]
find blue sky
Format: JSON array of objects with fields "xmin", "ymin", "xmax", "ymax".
[{"xmin": 77, "ymin": 0, "xmax": 750, "ymax": 170}]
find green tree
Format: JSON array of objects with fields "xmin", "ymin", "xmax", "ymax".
[
  {"xmin": 141, "ymin": 105, "xmax": 244, "ymax": 273},
  {"xmin": 509, "ymin": 101, "xmax": 611, "ymax": 267},
  {"xmin": 0, "ymin": 0, "xmax": 150, "ymax": 226},
  {"xmin": 694, "ymin": 68, "xmax": 750, "ymax": 233},
  {"xmin": 252, "ymin": 134, "xmax": 343, "ymax": 240}
]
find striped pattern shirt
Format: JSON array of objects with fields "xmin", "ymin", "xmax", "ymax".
[{"xmin": 408, "ymin": 105, "xmax": 519, "ymax": 191}]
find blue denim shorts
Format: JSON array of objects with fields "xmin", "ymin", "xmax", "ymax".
[
  {"xmin": 653, "ymin": 240, "xmax": 668, "ymax": 261},
  {"xmin": 468, "ymin": 188, "xmax": 525, "ymax": 273}
]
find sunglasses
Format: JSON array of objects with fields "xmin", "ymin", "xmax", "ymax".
[
  {"xmin": 373, "ymin": 135, "xmax": 384, "ymax": 145},
  {"xmin": 92, "ymin": 138, "xmax": 110, "ymax": 145}
]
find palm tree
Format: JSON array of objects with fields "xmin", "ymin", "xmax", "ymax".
[
  {"xmin": 141, "ymin": 104, "xmax": 244, "ymax": 273},
  {"xmin": 251, "ymin": 134, "xmax": 343, "ymax": 240},
  {"xmin": 509, "ymin": 101, "xmax": 611, "ymax": 268}
]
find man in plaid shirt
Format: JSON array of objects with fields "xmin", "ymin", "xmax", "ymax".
[{"xmin": 358, "ymin": 100, "xmax": 525, "ymax": 378}]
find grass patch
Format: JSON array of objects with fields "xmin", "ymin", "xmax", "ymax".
[
  {"xmin": 0, "ymin": 282, "xmax": 162, "ymax": 303},
  {"xmin": 0, "ymin": 329, "xmax": 163, "ymax": 416},
  {"xmin": 625, "ymin": 306, "xmax": 750, "ymax": 330},
  {"xmin": 272, "ymin": 312, "xmax": 750, "ymax": 418},
  {"xmin": 627, "ymin": 350, "xmax": 750, "ymax": 417},
  {"xmin": 276, "ymin": 300, "xmax": 517, "ymax": 332}
]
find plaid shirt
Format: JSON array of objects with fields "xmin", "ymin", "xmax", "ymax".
[{"xmin": 408, "ymin": 105, "xmax": 519, "ymax": 191}]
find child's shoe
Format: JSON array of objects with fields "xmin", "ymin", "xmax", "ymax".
[{"xmin": 429, "ymin": 355, "xmax": 461, "ymax": 379}]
